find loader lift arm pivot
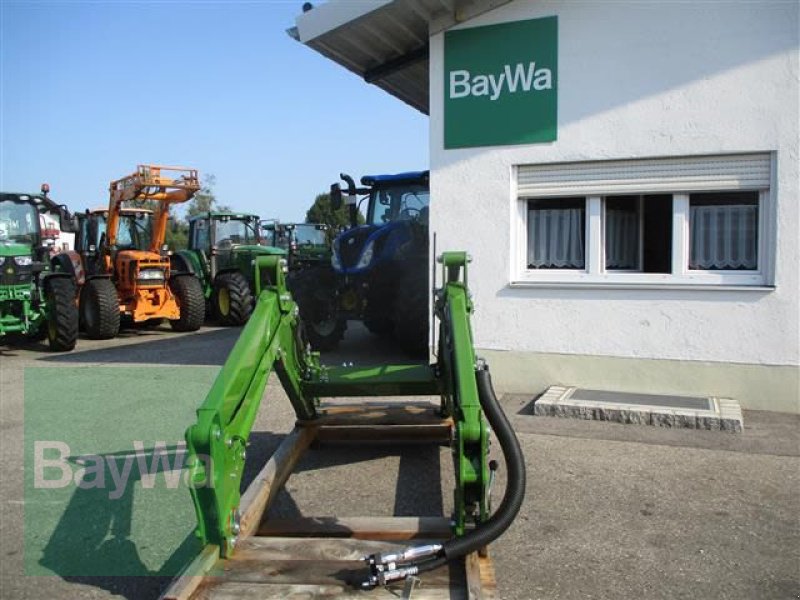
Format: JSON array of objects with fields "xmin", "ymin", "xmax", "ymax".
[{"xmin": 183, "ymin": 251, "xmax": 524, "ymax": 588}]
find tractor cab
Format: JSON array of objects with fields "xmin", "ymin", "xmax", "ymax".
[
  {"xmin": 74, "ymin": 207, "xmax": 153, "ymax": 278},
  {"xmin": 330, "ymin": 171, "xmax": 429, "ymax": 276},
  {"xmin": 188, "ymin": 212, "xmax": 280, "ymax": 274},
  {"xmin": 262, "ymin": 222, "xmax": 329, "ymax": 270}
]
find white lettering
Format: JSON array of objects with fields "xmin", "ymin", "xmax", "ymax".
[
  {"xmin": 489, "ymin": 72, "xmax": 506, "ymax": 101},
  {"xmin": 505, "ymin": 62, "xmax": 536, "ymax": 93},
  {"xmin": 449, "ymin": 70, "xmax": 471, "ymax": 99},
  {"xmin": 106, "ymin": 454, "xmax": 136, "ymax": 500},
  {"xmin": 448, "ymin": 62, "xmax": 551, "ymax": 100},
  {"xmin": 533, "ymin": 68, "xmax": 552, "ymax": 90},
  {"xmin": 74, "ymin": 455, "xmax": 105, "ymax": 490},
  {"xmin": 471, "ymin": 75, "xmax": 489, "ymax": 97},
  {"xmin": 134, "ymin": 441, "xmax": 185, "ymax": 490},
  {"xmin": 34, "ymin": 441, "xmax": 72, "ymax": 489}
]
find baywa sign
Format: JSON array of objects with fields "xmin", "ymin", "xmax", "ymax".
[{"xmin": 444, "ymin": 16, "xmax": 557, "ymax": 149}]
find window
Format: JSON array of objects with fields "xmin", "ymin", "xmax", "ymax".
[
  {"xmin": 513, "ymin": 154, "xmax": 772, "ymax": 287},
  {"xmin": 689, "ymin": 192, "xmax": 758, "ymax": 271},
  {"xmin": 527, "ymin": 198, "xmax": 585, "ymax": 269}
]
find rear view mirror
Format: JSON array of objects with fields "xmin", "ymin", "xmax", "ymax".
[{"xmin": 330, "ymin": 184, "xmax": 342, "ymax": 211}]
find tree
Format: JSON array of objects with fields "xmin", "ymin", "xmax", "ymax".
[
  {"xmin": 306, "ymin": 192, "xmax": 363, "ymax": 236},
  {"xmin": 187, "ymin": 174, "xmax": 231, "ymax": 217}
]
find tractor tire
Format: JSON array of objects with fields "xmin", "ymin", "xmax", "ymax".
[
  {"xmin": 44, "ymin": 278, "xmax": 78, "ymax": 351},
  {"xmin": 289, "ymin": 268, "xmax": 346, "ymax": 351},
  {"xmin": 212, "ymin": 271, "xmax": 253, "ymax": 326},
  {"xmin": 393, "ymin": 271, "xmax": 429, "ymax": 358},
  {"xmin": 170, "ymin": 275, "xmax": 205, "ymax": 332},
  {"xmin": 81, "ymin": 278, "xmax": 120, "ymax": 340}
]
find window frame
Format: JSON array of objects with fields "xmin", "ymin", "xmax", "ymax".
[{"xmin": 511, "ymin": 172, "xmax": 773, "ymax": 289}]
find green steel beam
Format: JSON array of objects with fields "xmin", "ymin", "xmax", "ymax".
[{"xmin": 302, "ymin": 364, "xmax": 441, "ymax": 397}]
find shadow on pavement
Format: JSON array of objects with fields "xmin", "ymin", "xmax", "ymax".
[
  {"xmin": 37, "ymin": 446, "xmax": 200, "ymax": 600},
  {"xmin": 37, "ymin": 328, "xmax": 241, "ymax": 366}
]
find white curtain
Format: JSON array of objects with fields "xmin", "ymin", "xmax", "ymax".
[
  {"xmin": 605, "ymin": 209, "xmax": 639, "ymax": 269},
  {"xmin": 528, "ymin": 208, "xmax": 585, "ymax": 268},
  {"xmin": 690, "ymin": 204, "xmax": 758, "ymax": 270}
]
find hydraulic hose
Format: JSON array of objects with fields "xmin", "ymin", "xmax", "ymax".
[
  {"xmin": 418, "ymin": 364, "xmax": 526, "ymax": 570},
  {"xmin": 361, "ymin": 364, "xmax": 526, "ymax": 588}
]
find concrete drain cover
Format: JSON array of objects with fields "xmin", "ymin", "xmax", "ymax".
[{"xmin": 534, "ymin": 386, "xmax": 743, "ymax": 432}]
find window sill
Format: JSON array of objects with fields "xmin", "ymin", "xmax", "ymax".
[{"xmin": 508, "ymin": 279, "xmax": 775, "ymax": 292}]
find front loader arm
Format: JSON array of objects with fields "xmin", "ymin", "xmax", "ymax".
[{"xmin": 185, "ymin": 255, "xmax": 319, "ymax": 556}]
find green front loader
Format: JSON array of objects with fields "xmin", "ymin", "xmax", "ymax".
[
  {"xmin": 172, "ymin": 212, "xmax": 285, "ymax": 326},
  {"xmin": 0, "ymin": 189, "xmax": 78, "ymax": 351}
]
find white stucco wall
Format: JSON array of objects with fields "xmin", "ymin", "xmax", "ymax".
[{"xmin": 429, "ymin": 1, "xmax": 799, "ymax": 370}]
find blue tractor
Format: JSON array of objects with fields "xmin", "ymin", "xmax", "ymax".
[{"xmin": 330, "ymin": 170, "xmax": 429, "ymax": 356}]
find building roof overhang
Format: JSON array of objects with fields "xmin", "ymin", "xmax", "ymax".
[{"xmin": 290, "ymin": 0, "xmax": 510, "ymax": 115}]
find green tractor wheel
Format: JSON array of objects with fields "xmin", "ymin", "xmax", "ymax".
[
  {"xmin": 212, "ymin": 272, "xmax": 253, "ymax": 326},
  {"xmin": 44, "ymin": 277, "xmax": 78, "ymax": 351}
]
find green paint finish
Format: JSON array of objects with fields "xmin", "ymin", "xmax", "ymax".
[
  {"xmin": 185, "ymin": 255, "xmax": 320, "ymax": 556},
  {"xmin": 444, "ymin": 16, "xmax": 558, "ymax": 149},
  {"xmin": 0, "ymin": 241, "xmax": 32, "ymax": 257}
]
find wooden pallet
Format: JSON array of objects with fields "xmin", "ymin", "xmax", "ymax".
[{"xmin": 161, "ymin": 403, "xmax": 497, "ymax": 600}]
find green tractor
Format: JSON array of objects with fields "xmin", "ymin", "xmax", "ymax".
[
  {"xmin": 262, "ymin": 221, "xmax": 346, "ymax": 350},
  {"xmin": 172, "ymin": 211, "xmax": 285, "ymax": 326},
  {"xmin": 0, "ymin": 188, "xmax": 78, "ymax": 351}
]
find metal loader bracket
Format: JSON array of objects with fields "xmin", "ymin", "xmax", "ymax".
[{"xmin": 179, "ymin": 251, "xmax": 499, "ymax": 596}]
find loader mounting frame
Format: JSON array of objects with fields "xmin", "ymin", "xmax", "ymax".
[{"xmin": 184, "ymin": 251, "xmax": 489, "ymax": 558}]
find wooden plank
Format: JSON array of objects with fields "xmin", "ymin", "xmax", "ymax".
[
  {"xmin": 257, "ymin": 516, "xmax": 453, "ymax": 540},
  {"xmin": 209, "ymin": 558, "xmax": 458, "ymax": 587},
  {"xmin": 238, "ymin": 426, "xmax": 317, "ymax": 539},
  {"xmin": 316, "ymin": 423, "xmax": 451, "ymax": 444},
  {"xmin": 159, "ymin": 544, "xmax": 220, "ymax": 600},
  {"xmin": 193, "ymin": 581, "xmax": 462, "ymax": 600},
  {"xmin": 232, "ymin": 536, "xmax": 427, "ymax": 562},
  {"xmin": 300, "ymin": 402, "xmax": 448, "ymax": 427},
  {"xmin": 477, "ymin": 553, "xmax": 497, "ymax": 600}
]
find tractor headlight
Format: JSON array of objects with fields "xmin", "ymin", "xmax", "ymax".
[
  {"xmin": 137, "ymin": 268, "xmax": 166, "ymax": 282},
  {"xmin": 13, "ymin": 256, "xmax": 33, "ymax": 266},
  {"xmin": 355, "ymin": 240, "xmax": 375, "ymax": 269}
]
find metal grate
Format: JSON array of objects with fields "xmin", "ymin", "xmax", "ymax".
[{"xmin": 571, "ymin": 389, "xmax": 712, "ymax": 410}]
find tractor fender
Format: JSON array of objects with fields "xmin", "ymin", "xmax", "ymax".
[
  {"xmin": 51, "ymin": 251, "xmax": 85, "ymax": 286},
  {"xmin": 171, "ymin": 251, "xmax": 198, "ymax": 277}
]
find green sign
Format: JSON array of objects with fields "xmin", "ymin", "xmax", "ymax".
[{"xmin": 444, "ymin": 16, "xmax": 558, "ymax": 149}]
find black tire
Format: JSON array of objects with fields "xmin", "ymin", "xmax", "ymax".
[
  {"xmin": 169, "ymin": 275, "xmax": 205, "ymax": 332},
  {"xmin": 43, "ymin": 277, "xmax": 78, "ymax": 351},
  {"xmin": 393, "ymin": 271, "xmax": 429, "ymax": 358},
  {"xmin": 289, "ymin": 268, "xmax": 346, "ymax": 351},
  {"xmin": 212, "ymin": 271, "xmax": 253, "ymax": 326},
  {"xmin": 81, "ymin": 278, "xmax": 120, "ymax": 340}
]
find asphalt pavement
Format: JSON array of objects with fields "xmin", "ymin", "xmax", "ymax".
[{"xmin": 1, "ymin": 322, "xmax": 798, "ymax": 599}]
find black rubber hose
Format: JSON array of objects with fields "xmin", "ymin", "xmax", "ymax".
[{"xmin": 418, "ymin": 365, "xmax": 526, "ymax": 571}]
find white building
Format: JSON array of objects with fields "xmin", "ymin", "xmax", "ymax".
[{"xmin": 294, "ymin": 0, "xmax": 799, "ymax": 413}]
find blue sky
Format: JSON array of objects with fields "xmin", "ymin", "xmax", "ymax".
[{"xmin": 1, "ymin": 0, "xmax": 428, "ymax": 221}]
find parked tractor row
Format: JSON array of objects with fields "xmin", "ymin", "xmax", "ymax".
[{"xmin": 1, "ymin": 164, "xmax": 430, "ymax": 356}]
